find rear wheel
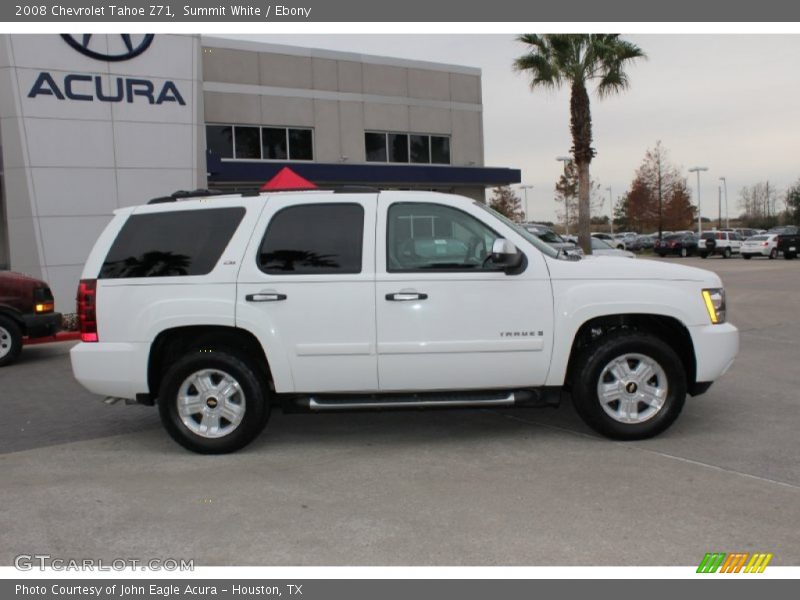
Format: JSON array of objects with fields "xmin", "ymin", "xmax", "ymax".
[
  {"xmin": 769, "ymin": 248, "xmax": 777, "ymax": 259},
  {"xmin": 570, "ymin": 332, "xmax": 687, "ymax": 440},
  {"xmin": 784, "ymin": 251, "xmax": 796, "ymax": 260},
  {"xmin": 723, "ymin": 247, "xmax": 732, "ymax": 259},
  {"xmin": 699, "ymin": 252, "xmax": 708, "ymax": 259},
  {"xmin": 742, "ymin": 254, "xmax": 752, "ymax": 260},
  {"xmin": 680, "ymin": 247, "xmax": 687, "ymax": 257},
  {"xmin": 158, "ymin": 350, "xmax": 269, "ymax": 454},
  {"xmin": 0, "ymin": 316, "xmax": 23, "ymax": 367}
]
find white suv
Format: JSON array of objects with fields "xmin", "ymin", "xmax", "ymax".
[{"xmin": 71, "ymin": 190, "xmax": 739, "ymax": 453}]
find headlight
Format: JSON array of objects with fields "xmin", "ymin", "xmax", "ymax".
[{"xmin": 702, "ymin": 288, "xmax": 726, "ymax": 324}]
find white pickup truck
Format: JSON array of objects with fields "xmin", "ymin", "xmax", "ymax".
[{"xmin": 71, "ymin": 190, "xmax": 739, "ymax": 453}]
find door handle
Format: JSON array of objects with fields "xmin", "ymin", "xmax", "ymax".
[
  {"xmin": 246, "ymin": 293, "xmax": 287, "ymax": 302},
  {"xmin": 385, "ymin": 292, "xmax": 428, "ymax": 301}
]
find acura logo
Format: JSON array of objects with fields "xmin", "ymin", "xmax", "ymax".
[{"xmin": 61, "ymin": 34, "xmax": 155, "ymax": 62}]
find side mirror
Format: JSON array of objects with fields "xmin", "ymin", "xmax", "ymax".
[{"xmin": 490, "ymin": 238, "xmax": 523, "ymax": 270}]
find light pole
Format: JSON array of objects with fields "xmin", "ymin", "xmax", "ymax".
[
  {"xmin": 556, "ymin": 156, "xmax": 572, "ymax": 235},
  {"xmin": 689, "ymin": 166, "xmax": 708, "ymax": 235},
  {"xmin": 719, "ymin": 176, "xmax": 729, "ymax": 229},
  {"xmin": 605, "ymin": 186, "xmax": 614, "ymax": 234},
  {"xmin": 519, "ymin": 184, "xmax": 534, "ymax": 222}
]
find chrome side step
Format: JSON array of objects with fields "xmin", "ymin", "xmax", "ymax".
[{"xmin": 308, "ymin": 392, "xmax": 517, "ymax": 411}]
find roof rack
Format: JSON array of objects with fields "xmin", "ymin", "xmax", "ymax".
[
  {"xmin": 331, "ymin": 186, "xmax": 380, "ymax": 194},
  {"xmin": 147, "ymin": 189, "xmax": 228, "ymax": 204}
]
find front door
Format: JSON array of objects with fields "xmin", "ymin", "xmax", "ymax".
[{"xmin": 375, "ymin": 195, "xmax": 554, "ymax": 391}]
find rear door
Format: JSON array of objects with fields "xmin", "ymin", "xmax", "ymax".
[{"xmin": 236, "ymin": 194, "xmax": 378, "ymax": 393}]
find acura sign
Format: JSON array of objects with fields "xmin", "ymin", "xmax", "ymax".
[{"xmin": 27, "ymin": 34, "xmax": 186, "ymax": 106}]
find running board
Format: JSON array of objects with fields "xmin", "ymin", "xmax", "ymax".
[{"xmin": 281, "ymin": 389, "xmax": 560, "ymax": 413}]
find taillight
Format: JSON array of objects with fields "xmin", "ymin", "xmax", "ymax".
[
  {"xmin": 762, "ymin": 242, "xmax": 769, "ymax": 246},
  {"xmin": 77, "ymin": 279, "xmax": 98, "ymax": 342}
]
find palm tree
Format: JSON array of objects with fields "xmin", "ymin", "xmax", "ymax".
[{"xmin": 514, "ymin": 34, "xmax": 645, "ymax": 254}]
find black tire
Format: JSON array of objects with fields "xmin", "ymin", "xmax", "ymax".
[
  {"xmin": 158, "ymin": 350, "xmax": 270, "ymax": 454},
  {"xmin": 769, "ymin": 248, "xmax": 777, "ymax": 260},
  {"xmin": 699, "ymin": 252, "xmax": 708, "ymax": 259},
  {"xmin": 784, "ymin": 251, "xmax": 795, "ymax": 260},
  {"xmin": 742, "ymin": 254, "xmax": 752, "ymax": 260},
  {"xmin": 680, "ymin": 247, "xmax": 687, "ymax": 257},
  {"xmin": 570, "ymin": 331, "xmax": 687, "ymax": 440},
  {"xmin": 723, "ymin": 247, "xmax": 732, "ymax": 259},
  {"xmin": 0, "ymin": 315, "xmax": 23, "ymax": 367}
]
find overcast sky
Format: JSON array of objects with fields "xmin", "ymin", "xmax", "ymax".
[{"xmin": 234, "ymin": 34, "xmax": 800, "ymax": 222}]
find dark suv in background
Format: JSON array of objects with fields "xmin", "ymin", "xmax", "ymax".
[{"xmin": 0, "ymin": 270, "xmax": 62, "ymax": 366}]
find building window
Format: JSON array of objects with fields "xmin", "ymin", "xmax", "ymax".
[
  {"xmin": 234, "ymin": 126, "xmax": 261, "ymax": 159},
  {"xmin": 365, "ymin": 132, "xmax": 451, "ymax": 165},
  {"xmin": 262, "ymin": 127, "xmax": 288, "ymax": 159},
  {"xmin": 206, "ymin": 124, "xmax": 314, "ymax": 161},
  {"xmin": 206, "ymin": 125, "xmax": 233, "ymax": 159}
]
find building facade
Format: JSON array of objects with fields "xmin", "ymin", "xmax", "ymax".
[{"xmin": 0, "ymin": 34, "xmax": 520, "ymax": 310}]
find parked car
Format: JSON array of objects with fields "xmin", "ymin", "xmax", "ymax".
[
  {"xmin": 772, "ymin": 225, "xmax": 800, "ymax": 260},
  {"xmin": 655, "ymin": 233, "xmax": 699, "ymax": 257},
  {"xmin": 626, "ymin": 235, "xmax": 655, "ymax": 251},
  {"xmin": 735, "ymin": 228, "xmax": 759, "ymax": 239},
  {"xmin": 699, "ymin": 231, "xmax": 743, "ymax": 259},
  {"xmin": 0, "ymin": 270, "xmax": 62, "ymax": 366},
  {"xmin": 740, "ymin": 234, "xmax": 779, "ymax": 260},
  {"xmin": 592, "ymin": 232, "xmax": 626, "ymax": 250},
  {"xmin": 523, "ymin": 224, "xmax": 582, "ymax": 256},
  {"xmin": 71, "ymin": 189, "xmax": 738, "ymax": 453},
  {"xmin": 591, "ymin": 237, "xmax": 636, "ymax": 258}
]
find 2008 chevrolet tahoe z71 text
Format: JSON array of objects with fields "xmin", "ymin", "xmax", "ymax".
[{"xmin": 70, "ymin": 190, "xmax": 739, "ymax": 453}]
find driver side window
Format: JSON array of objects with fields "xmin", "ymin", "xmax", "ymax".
[{"xmin": 387, "ymin": 203, "xmax": 501, "ymax": 272}]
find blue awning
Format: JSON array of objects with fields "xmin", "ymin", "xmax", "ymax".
[{"xmin": 206, "ymin": 152, "xmax": 521, "ymax": 187}]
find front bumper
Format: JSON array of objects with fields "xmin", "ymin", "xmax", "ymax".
[
  {"xmin": 689, "ymin": 322, "xmax": 739, "ymax": 384},
  {"xmin": 23, "ymin": 312, "xmax": 62, "ymax": 338}
]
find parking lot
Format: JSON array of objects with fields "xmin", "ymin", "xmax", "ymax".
[{"xmin": 1, "ymin": 256, "xmax": 798, "ymax": 566}]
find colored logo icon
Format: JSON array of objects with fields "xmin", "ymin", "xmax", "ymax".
[{"xmin": 697, "ymin": 552, "xmax": 773, "ymax": 573}]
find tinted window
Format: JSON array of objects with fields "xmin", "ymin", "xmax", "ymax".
[
  {"xmin": 410, "ymin": 135, "xmax": 430, "ymax": 163},
  {"xmin": 234, "ymin": 126, "xmax": 260, "ymax": 159},
  {"xmin": 288, "ymin": 129, "xmax": 313, "ymax": 160},
  {"xmin": 431, "ymin": 136, "xmax": 450, "ymax": 164},
  {"xmin": 100, "ymin": 208, "xmax": 245, "ymax": 279},
  {"xmin": 387, "ymin": 203, "xmax": 501, "ymax": 271},
  {"xmin": 388, "ymin": 134, "xmax": 409, "ymax": 163},
  {"xmin": 259, "ymin": 204, "xmax": 363, "ymax": 275},
  {"xmin": 206, "ymin": 125, "xmax": 233, "ymax": 159},
  {"xmin": 365, "ymin": 133, "xmax": 387, "ymax": 162},
  {"xmin": 262, "ymin": 127, "xmax": 287, "ymax": 159}
]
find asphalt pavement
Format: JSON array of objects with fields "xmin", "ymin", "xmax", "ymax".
[{"xmin": 1, "ymin": 255, "xmax": 798, "ymax": 566}]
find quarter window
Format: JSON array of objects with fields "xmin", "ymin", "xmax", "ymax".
[
  {"xmin": 258, "ymin": 204, "xmax": 364, "ymax": 275},
  {"xmin": 387, "ymin": 203, "xmax": 501, "ymax": 272},
  {"xmin": 99, "ymin": 208, "xmax": 245, "ymax": 279}
]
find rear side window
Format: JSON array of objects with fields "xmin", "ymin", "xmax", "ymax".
[
  {"xmin": 99, "ymin": 207, "xmax": 245, "ymax": 279},
  {"xmin": 258, "ymin": 204, "xmax": 364, "ymax": 274}
]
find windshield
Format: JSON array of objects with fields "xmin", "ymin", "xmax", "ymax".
[{"xmin": 474, "ymin": 203, "xmax": 560, "ymax": 258}]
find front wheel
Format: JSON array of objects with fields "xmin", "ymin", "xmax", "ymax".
[
  {"xmin": 570, "ymin": 332, "xmax": 687, "ymax": 440},
  {"xmin": 723, "ymin": 247, "xmax": 732, "ymax": 259},
  {"xmin": 680, "ymin": 247, "xmax": 687, "ymax": 257},
  {"xmin": 0, "ymin": 316, "xmax": 23, "ymax": 367},
  {"xmin": 158, "ymin": 350, "xmax": 270, "ymax": 454}
]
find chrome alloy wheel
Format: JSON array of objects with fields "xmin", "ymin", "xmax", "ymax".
[
  {"xmin": 596, "ymin": 353, "xmax": 669, "ymax": 424},
  {"xmin": 0, "ymin": 325, "xmax": 12, "ymax": 359},
  {"xmin": 177, "ymin": 369, "xmax": 246, "ymax": 438}
]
